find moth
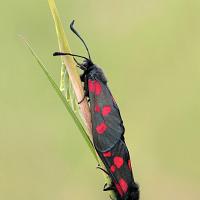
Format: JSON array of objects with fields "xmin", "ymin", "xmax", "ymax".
[{"xmin": 54, "ymin": 20, "xmax": 139, "ymax": 200}]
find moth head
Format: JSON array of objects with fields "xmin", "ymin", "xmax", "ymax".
[
  {"xmin": 53, "ymin": 20, "xmax": 95, "ymax": 71},
  {"xmin": 81, "ymin": 59, "xmax": 94, "ymax": 70},
  {"xmin": 53, "ymin": 52, "xmax": 94, "ymax": 71}
]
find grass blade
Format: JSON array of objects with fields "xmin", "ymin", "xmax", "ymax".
[{"xmin": 23, "ymin": 38, "xmax": 99, "ymax": 163}]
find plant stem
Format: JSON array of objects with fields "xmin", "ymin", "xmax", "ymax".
[{"xmin": 48, "ymin": 0, "xmax": 92, "ymax": 135}]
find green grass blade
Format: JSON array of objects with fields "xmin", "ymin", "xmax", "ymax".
[{"xmin": 24, "ymin": 39, "xmax": 99, "ymax": 163}]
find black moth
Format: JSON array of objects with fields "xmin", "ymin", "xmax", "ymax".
[{"xmin": 54, "ymin": 20, "xmax": 139, "ymax": 200}]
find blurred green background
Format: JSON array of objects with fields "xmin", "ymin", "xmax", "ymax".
[{"xmin": 1, "ymin": 0, "xmax": 200, "ymax": 200}]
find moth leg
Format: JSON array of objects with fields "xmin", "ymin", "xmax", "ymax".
[
  {"xmin": 78, "ymin": 73, "xmax": 90, "ymax": 104},
  {"xmin": 80, "ymin": 73, "xmax": 85, "ymax": 82},
  {"xmin": 78, "ymin": 90, "xmax": 89, "ymax": 104},
  {"xmin": 103, "ymin": 183, "xmax": 115, "ymax": 191},
  {"xmin": 97, "ymin": 165, "xmax": 109, "ymax": 176}
]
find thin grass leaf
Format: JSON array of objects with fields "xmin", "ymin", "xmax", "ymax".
[{"xmin": 23, "ymin": 38, "xmax": 99, "ymax": 163}]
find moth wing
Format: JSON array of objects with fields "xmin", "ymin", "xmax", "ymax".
[
  {"xmin": 97, "ymin": 140, "xmax": 135, "ymax": 197},
  {"xmin": 88, "ymin": 78, "xmax": 137, "ymax": 198},
  {"xmin": 89, "ymin": 79, "xmax": 125, "ymax": 152}
]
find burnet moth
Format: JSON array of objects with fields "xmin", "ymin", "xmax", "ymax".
[{"xmin": 54, "ymin": 20, "xmax": 140, "ymax": 200}]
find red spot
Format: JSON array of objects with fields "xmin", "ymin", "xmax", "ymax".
[
  {"xmin": 102, "ymin": 105, "xmax": 111, "ymax": 116},
  {"xmin": 128, "ymin": 160, "xmax": 132, "ymax": 170},
  {"xmin": 115, "ymin": 183, "xmax": 123, "ymax": 197},
  {"xmin": 119, "ymin": 178, "xmax": 128, "ymax": 193},
  {"xmin": 110, "ymin": 165, "xmax": 116, "ymax": 173},
  {"xmin": 113, "ymin": 156, "xmax": 124, "ymax": 168},
  {"xmin": 95, "ymin": 104, "xmax": 100, "ymax": 112},
  {"xmin": 88, "ymin": 79, "xmax": 95, "ymax": 92},
  {"xmin": 103, "ymin": 151, "xmax": 111, "ymax": 157},
  {"xmin": 94, "ymin": 80, "xmax": 102, "ymax": 95},
  {"xmin": 96, "ymin": 122, "xmax": 107, "ymax": 134}
]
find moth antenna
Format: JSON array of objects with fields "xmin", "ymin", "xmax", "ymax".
[
  {"xmin": 70, "ymin": 20, "xmax": 91, "ymax": 60},
  {"xmin": 53, "ymin": 52, "xmax": 89, "ymax": 61},
  {"xmin": 53, "ymin": 52, "xmax": 88, "ymax": 70}
]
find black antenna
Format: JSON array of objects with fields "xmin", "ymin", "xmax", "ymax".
[
  {"xmin": 70, "ymin": 20, "xmax": 91, "ymax": 60},
  {"xmin": 53, "ymin": 52, "xmax": 88, "ymax": 70},
  {"xmin": 53, "ymin": 52, "xmax": 89, "ymax": 61}
]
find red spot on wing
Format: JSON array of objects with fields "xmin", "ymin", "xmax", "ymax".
[
  {"xmin": 88, "ymin": 79, "xmax": 95, "ymax": 92},
  {"xmin": 110, "ymin": 165, "xmax": 116, "ymax": 173},
  {"xmin": 96, "ymin": 122, "xmax": 107, "ymax": 134},
  {"xmin": 95, "ymin": 104, "xmax": 100, "ymax": 112},
  {"xmin": 128, "ymin": 160, "xmax": 132, "ymax": 170},
  {"xmin": 102, "ymin": 105, "xmax": 111, "ymax": 116},
  {"xmin": 115, "ymin": 183, "xmax": 123, "ymax": 197},
  {"xmin": 113, "ymin": 156, "xmax": 124, "ymax": 168},
  {"xmin": 103, "ymin": 151, "xmax": 112, "ymax": 157},
  {"xmin": 94, "ymin": 80, "xmax": 102, "ymax": 95},
  {"xmin": 88, "ymin": 80, "xmax": 102, "ymax": 95},
  {"xmin": 119, "ymin": 178, "xmax": 128, "ymax": 193}
]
